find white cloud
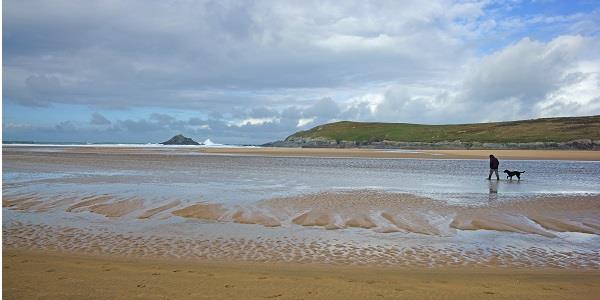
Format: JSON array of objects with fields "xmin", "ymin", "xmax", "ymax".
[
  {"xmin": 297, "ymin": 117, "xmax": 316, "ymax": 128},
  {"xmin": 315, "ymin": 34, "xmax": 396, "ymax": 52},
  {"xmin": 338, "ymin": 34, "xmax": 600, "ymax": 124},
  {"xmin": 228, "ymin": 117, "xmax": 279, "ymax": 127},
  {"xmin": 3, "ymin": 122, "xmax": 33, "ymax": 130}
]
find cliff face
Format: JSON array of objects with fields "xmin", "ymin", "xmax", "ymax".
[
  {"xmin": 263, "ymin": 115, "xmax": 600, "ymax": 150},
  {"xmin": 160, "ymin": 134, "xmax": 201, "ymax": 145}
]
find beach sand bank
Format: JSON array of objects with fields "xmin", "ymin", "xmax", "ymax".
[
  {"xmin": 4, "ymin": 249, "xmax": 600, "ymax": 300},
  {"xmin": 51, "ymin": 146, "xmax": 600, "ymax": 160},
  {"xmin": 200, "ymin": 148, "xmax": 600, "ymax": 160}
]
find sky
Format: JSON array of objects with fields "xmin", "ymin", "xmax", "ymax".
[{"xmin": 3, "ymin": 0, "xmax": 600, "ymax": 144}]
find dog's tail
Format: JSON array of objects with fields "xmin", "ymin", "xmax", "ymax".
[{"xmin": 521, "ymin": 171, "xmax": 525, "ymax": 173}]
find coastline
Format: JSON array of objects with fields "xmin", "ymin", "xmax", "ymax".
[
  {"xmin": 5, "ymin": 249, "xmax": 600, "ymax": 300},
  {"xmin": 5, "ymin": 144, "xmax": 597, "ymax": 160},
  {"xmin": 200, "ymin": 147, "xmax": 600, "ymax": 161}
]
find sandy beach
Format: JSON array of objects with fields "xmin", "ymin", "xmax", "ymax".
[
  {"xmin": 200, "ymin": 147, "xmax": 600, "ymax": 161},
  {"xmin": 4, "ymin": 249, "xmax": 600, "ymax": 300},
  {"xmin": 51, "ymin": 145, "xmax": 600, "ymax": 160},
  {"xmin": 3, "ymin": 145, "xmax": 600, "ymax": 299}
]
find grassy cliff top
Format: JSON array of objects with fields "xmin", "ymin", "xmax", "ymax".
[{"xmin": 287, "ymin": 115, "xmax": 600, "ymax": 143}]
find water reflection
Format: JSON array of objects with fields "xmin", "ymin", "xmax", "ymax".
[
  {"xmin": 488, "ymin": 180, "xmax": 499, "ymax": 201},
  {"xmin": 3, "ymin": 146, "xmax": 600, "ymax": 206}
]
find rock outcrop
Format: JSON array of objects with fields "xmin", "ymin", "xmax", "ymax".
[
  {"xmin": 160, "ymin": 134, "xmax": 201, "ymax": 145},
  {"xmin": 264, "ymin": 137, "xmax": 600, "ymax": 150}
]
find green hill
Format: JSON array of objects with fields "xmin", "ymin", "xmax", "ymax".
[{"xmin": 267, "ymin": 115, "xmax": 600, "ymax": 149}]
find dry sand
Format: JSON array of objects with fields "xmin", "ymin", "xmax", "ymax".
[
  {"xmin": 198, "ymin": 147, "xmax": 600, "ymax": 160},
  {"xmin": 49, "ymin": 145, "xmax": 600, "ymax": 160},
  {"xmin": 4, "ymin": 249, "xmax": 600, "ymax": 300}
]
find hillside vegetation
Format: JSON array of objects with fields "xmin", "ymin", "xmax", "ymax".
[{"xmin": 287, "ymin": 115, "xmax": 600, "ymax": 144}]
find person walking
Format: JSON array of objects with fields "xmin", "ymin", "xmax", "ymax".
[{"xmin": 488, "ymin": 154, "xmax": 500, "ymax": 180}]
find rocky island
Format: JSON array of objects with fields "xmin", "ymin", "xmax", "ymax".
[
  {"xmin": 160, "ymin": 134, "xmax": 202, "ymax": 145},
  {"xmin": 264, "ymin": 115, "xmax": 600, "ymax": 150}
]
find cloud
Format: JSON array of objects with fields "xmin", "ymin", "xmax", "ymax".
[
  {"xmin": 54, "ymin": 121, "xmax": 76, "ymax": 132},
  {"xmin": 303, "ymin": 98, "xmax": 339, "ymax": 119},
  {"xmin": 25, "ymin": 75, "xmax": 63, "ymax": 95},
  {"xmin": 90, "ymin": 113, "xmax": 111, "ymax": 125},
  {"xmin": 2, "ymin": 0, "xmax": 482, "ymax": 109},
  {"xmin": 341, "ymin": 35, "xmax": 600, "ymax": 124},
  {"xmin": 3, "ymin": 1, "xmax": 600, "ymax": 143},
  {"xmin": 149, "ymin": 113, "xmax": 176, "ymax": 124}
]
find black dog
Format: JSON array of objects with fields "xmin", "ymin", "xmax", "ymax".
[{"xmin": 503, "ymin": 170, "xmax": 525, "ymax": 180}]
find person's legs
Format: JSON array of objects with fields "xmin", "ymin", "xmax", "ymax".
[
  {"xmin": 488, "ymin": 169, "xmax": 494, "ymax": 180},
  {"xmin": 493, "ymin": 169, "xmax": 499, "ymax": 180}
]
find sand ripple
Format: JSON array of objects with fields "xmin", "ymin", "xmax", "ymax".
[
  {"xmin": 3, "ymin": 222, "xmax": 599, "ymax": 269},
  {"xmin": 3, "ymin": 190, "xmax": 600, "ymax": 237}
]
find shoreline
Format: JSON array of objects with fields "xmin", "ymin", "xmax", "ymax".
[
  {"xmin": 5, "ymin": 145, "xmax": 600, "ymax": 160},
  {"xmin": 4, "ymin": 249, "xmax": 600, "ymax": 299},
  {"xmin": 199, "ymin": 148, "xmax": 600, "ymax": 160}
]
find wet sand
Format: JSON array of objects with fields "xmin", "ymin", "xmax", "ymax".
[
  {"xmin": 29, "ymin": 145, "xmax": 599, "ymax": 160},
  {"xmin": 3, "ymin": 145, "xmax": 600, "ymax": 298},
  {"xmin": 4, "ymin": 249, "xmax": 600, "ymax": 300},
  {"xmin": 200, "ymin": 147, "xmax": 600, "ymax": 160},
  {"xmin": 5, "ymin": 191, "xmax": 600, "ymax": 238},
  {"xmin": 5, "ymin": 193, "xmax": 600, "ymax": 269}
]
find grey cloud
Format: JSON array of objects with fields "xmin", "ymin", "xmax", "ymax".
[
  {"xmin": 250, "ymin": 107, "xmax": 278, "ymax": 118},
  {"xmin": 455, "ymin": 35, "xmax": 599, "ymax": 121},
  {"xmin": 304, "ymin": 98, "xmax": 339, "ymax": 119},
  {"xmin": 150, "ymin": 113, "xmax": 176, "ymax": 124},
  {"xmin": 54, "ymin": 121, "xmax": 76, "ymax": 132},
  {"xmin": 3, "ymin": 0, "xmax": 482, "ymax": 110},
  {"xmin": 188, "ymin": 117, "xmax": 207, "ymax": 126},
  {"xmin": 90, "ymin": 112, "xmax": 111, "ymax": 125},
  {"xmin": 115, "ymin": 119, "xmax": 164, "ymax": 133},
  {"xmin": 25, "ymin": 75, "xmax": 63, "ymax": 95},
  {"xmin": 462, "ymin": 37, "xmax": 583, "ymax": 105}
]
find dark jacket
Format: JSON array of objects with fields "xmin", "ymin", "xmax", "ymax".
[{"xmin": 490, "ymin": 156, "xmax": 499, "ymax": 169}]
